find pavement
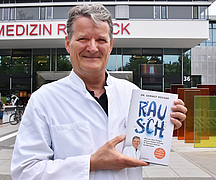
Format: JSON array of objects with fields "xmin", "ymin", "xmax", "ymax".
[{"xmin": 0, "ymin": 123, "xmax": 216, "ymax": 180}]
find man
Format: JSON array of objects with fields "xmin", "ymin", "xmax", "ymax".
[
  {"xmin": 11, "ymin": 4, "xmax": 187, "ymax": 180},
  {"xmin": 123, "ymin": 136, "xmax": 142, "ymax": 180},
  {"xmin": 0, "ymin": 99, "xmax": 5, "ymax": 127}
]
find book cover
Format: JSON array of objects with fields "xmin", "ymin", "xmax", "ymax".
[{"xmin": 124, "ymin": 89, "xmax": 178, "ymax": 166}]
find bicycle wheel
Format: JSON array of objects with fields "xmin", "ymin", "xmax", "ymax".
[{"xmin": 9, "ymin": 113, "xmax": 19, "ymax": 125}]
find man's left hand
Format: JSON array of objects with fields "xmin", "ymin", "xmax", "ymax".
[{"xmin": 171, "ymin": 99, "xmax": 187, "ymax": 130}]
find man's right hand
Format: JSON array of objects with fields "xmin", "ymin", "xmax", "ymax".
[{"xmin": 90, "ymin": 134, "xmax": 149, "ymax": 171}]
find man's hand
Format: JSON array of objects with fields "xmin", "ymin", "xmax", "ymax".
[
  {"xmin": 90, "ymin": 134, "xmax": 149, "ymax": 171},
  {"xmin": 171, "ymin": 99, "xmax": 187, "ymax": 130}
]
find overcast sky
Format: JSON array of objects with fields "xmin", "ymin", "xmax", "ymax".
[{"xmin": 209, "ymin": 1, "xmax": 216, "ymax": 15}]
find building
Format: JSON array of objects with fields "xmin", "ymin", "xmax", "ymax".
[
  {"xmin": 0, "ymin": 0, "xmax": 213, "ymax": 104},
  {"xmin": 191, "ymin": 14, "xmax": 216, "ymax": 86}
]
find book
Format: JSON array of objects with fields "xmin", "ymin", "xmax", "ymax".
[{"xmin": 124, "ymin": 89, "xmax": 178, "ymax": 166}]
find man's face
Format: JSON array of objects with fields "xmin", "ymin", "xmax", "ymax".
[
  {"xmin": 65, "ymin": 16, "xmax": 113, "ymax": 78},
  {"xmin": 132, "ymin": 138, "xmax": 140, "ymax": 149}
]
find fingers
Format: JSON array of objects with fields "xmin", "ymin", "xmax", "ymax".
[
  {"xmin": 123, "ymin": 155, "xmax": 150, "ymax": 167},
  {"xmin": 108, "ymin": 133, "xmax": 126, "ymax": 147},
  {"xmin": 171, "ymin": 99, "xmax": 187, "ymax": 130}
]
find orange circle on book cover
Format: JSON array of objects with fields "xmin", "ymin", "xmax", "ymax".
[{"xmin": 154, "ymin": 148, "xmax": 166, "ymax": 159}]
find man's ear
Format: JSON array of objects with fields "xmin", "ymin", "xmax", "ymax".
[{"xmin": 65, "ymin": 35, "xmax": 70, "ymax": 54}]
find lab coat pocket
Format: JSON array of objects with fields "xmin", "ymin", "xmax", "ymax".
[{"xmin": 51, "ymin": 121, "xmax": 95, "ymax": 159}]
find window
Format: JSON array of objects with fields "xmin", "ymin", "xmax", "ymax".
[
  {"xmin": 130, "ymin": 6, "xmax": 154, "ymax": 19},
  {"xmin": 40, "ymin": 7, "xmax": 52, "ymax": 20},
  {"xmin": 161, "ymin": 6, "xmax": 167, "ymax": 19},
  {"xmin": 3, "ymin": 8, "xmax": 9, "ymax": 20},
  {"xmin": 53, "ymin": 6, "xmax": 73, "ymax": 19},
  {"xmin": 57, "ymin": 48, "xmax": 72, "ymax": 71},
  {"xmin": 116, "ymin": 5, "xmax": 129, "ymax": 19},
  {"xmin": 193, "ymin": 6, "xmax": 198, "ymax": 19},
  {"xmin": 16, "ymin": 7, "xmax": 39, "ymax": 20},
  {"xmin": 104, "ymin": 6, "xmax": 115, "ymax": 19},
  {"xmin": 155, "ymin": 6, "xmax": 160, "ymax": 19},
  {"xmin": 10, "ymin": 8, "xmax": 15, "ymax": 20},
  {"xmin": 0, "ymin": 8, "xmax": 2, "ymax": 20},
  {"xmin": 200, "ymin": 6, "xmax": 208, "ymax": 19},
  {"xmin": 168, "ymin": 6, "xmax": 192, "ymax": 19},
  {"xmin": 164, "ymin": 48, "xmax": 182, "ymax": 88}
]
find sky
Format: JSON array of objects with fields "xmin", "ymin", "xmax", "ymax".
[{"xmin": 209, "ymin": 1, "xmax": 216, "ymax": 15}]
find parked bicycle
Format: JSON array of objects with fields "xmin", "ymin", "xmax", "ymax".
[{"xmin": 9, "ymin": 105, "xmax": 25, "ymax": 125}]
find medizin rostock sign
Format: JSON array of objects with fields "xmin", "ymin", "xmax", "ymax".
[{"xmin": 0, "ymin": 22, "xmax": 130, "ymax": 38}]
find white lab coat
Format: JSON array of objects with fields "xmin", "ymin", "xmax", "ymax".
[
  {"xmin": 11, "ymin": 70, "xmax": 140, "ymax": 180},
  {"xmin": 123, "ymin": 146, "xmax": 143, "ymax": 180}
]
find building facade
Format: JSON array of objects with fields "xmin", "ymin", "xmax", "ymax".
[
  {"xmin": 0, "ymin": 0, "xmax": 213, "ymax": 104},
  {"xmin": 191, "ymin": 16, "xmax": 216, "ymax": 86}
]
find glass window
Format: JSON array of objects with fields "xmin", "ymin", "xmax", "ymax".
[
  {"xmin": 200, "ymin": 6, "xmax": 208, "ymax": 19},
  {"xmin": 40, "ymin": 7, "xmax": 45, "ymax": 20},
  {"xmin": 11, "ymin": 58, "xmax": 31, "ymax": 75},
  {"xmin": 161, "ymin": 6, "xmax": 167, "ymax": 19},
  {"xmin": 4, "ymin": 8, "xmax": 9, "ymax": 20},
  {"xmin": 53, "ymin": 6, "xmax": 73, "ymax": 19},
  {"xmin": 16, "ymin": 7, "xmax": 39, "ymax": 20},
  {"xmin": 168, "ymin": 6, "xmax": 192, "ymax": 19},
  {"xmin": 104, "ymin": 6, "xmax": 115, "ymax": 19},
  {"xmin": 142, "ymin": 48, "xmax": 163, "ymax": 55},
  {"xmin": 164, "ymin": 48, "xmax": 182, "ymax": 88},
  {"xmin": 53, "ymin": 0, "xmax": 76, "ymax": 1},
  {"xmin": 107, "ymin": 48, "xmax": 122, "ymax": 71},
  {"xmin": 33, "ymin": 49, "xmax": 50, "ymax": 73},
  {"xmin": 123, "ymin": 48, "xmax": 141, "ymax": 73},
  {"xmin": 57, "ymin": 48, "xmax": 72, "ymax": 71},
  {"xmin": 115, "ymin": 5, "xmax": 129, "ymax": 19},
  {"xmin": 193, "ymin": 6, "xmax": 198, "ymax": 19},
  {"xmin": 129, "ymin": 6, "xmax": 154, "ymax": 19},
  {"xmin": 213, "ymin": 29, "xmax": 216, "ymax": 43},
  {"xmin": 155, "ymin": 6, "xmax": 160, "ymax": 19},
  {"xmin": 183, "ymin": 48, "xmax": 191, "ymax": 79},
  {"xmin": 0, "ymin": 8, "xmax": 2, "ymax": 20},
  {"xmin": 47, "ymin": 7, "xmax": 52, "ymax": 19},
  {"xmin": 10, "ymin": 8, "xmax": 15, "ymax": 20},
  {"xmin": 0, "ymin": 56, "xmax": 10, "ymax": 75},
  {"xmin": 16, "ymin": 0, "xmax": 39, "ymax": 2}
]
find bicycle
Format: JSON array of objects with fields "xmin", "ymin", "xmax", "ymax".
[{"xmin": 9, "ymin": 105, "xmax": 25, "ymax": 125}]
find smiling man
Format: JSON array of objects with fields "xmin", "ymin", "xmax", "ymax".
[
  {"xmin": 11, "ymin": 4, "xmax": 187, "ymax": 180},
  {"xmin": 123, "ymin": 136, "xmax": 142, "ymax": 180}
]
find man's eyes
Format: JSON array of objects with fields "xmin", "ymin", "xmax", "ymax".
[{"xmin": 77, "ymin": 38, "xmax": 107, "ymax": 43}]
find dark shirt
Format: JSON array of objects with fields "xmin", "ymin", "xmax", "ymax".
[
  {"xmin": 88, "ymin": 90, "xmax": 108, "ymax": 116},
  {"xmin": 0, "ymin": 100, "xmax": 4, "ymax": 110}
]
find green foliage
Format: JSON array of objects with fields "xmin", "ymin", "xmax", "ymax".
[
  {"xmin": 1, "ymin": 97, "xmax": 7, "ymax": 104},
  {"xmin": 57, "ymin": 55, "xmax": 72, "ymax": 71}
]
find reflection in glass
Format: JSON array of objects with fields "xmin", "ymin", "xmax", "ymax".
[
  {"xmin": 164, "ymin": 49, "xmax": 182, "ymax": 88},
  {"xmin": 57, "ymin": 48, "xmax": 72, "ymax": 71},
  {"xmin": 33, "ymin": 49, "xmax": 50, "ymax": 72},
  {"xmin": 16, "ymin": 7, "xmax": 39, "ymax": 20},
  {"xmin": 4, "ymin": 8, "xmax": 9, "ymax": 20}
]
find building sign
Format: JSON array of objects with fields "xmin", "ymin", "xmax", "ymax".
[{"xmin": 0, "ymin": 21, "xmax": 130, "ymax": 39}]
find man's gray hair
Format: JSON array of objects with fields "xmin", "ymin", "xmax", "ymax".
[{"xmin": 67, "ymin": 4, "xmax": 113, "ymax": 41}]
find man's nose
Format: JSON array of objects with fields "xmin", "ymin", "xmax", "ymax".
[{"xmin": 87, "ymin": 39, "xmax": 98, "ymax": 53}]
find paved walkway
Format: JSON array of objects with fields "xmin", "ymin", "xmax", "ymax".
[{"xmin": 0, "ymin": 123, "xmax": 216, "ymax": 180}]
